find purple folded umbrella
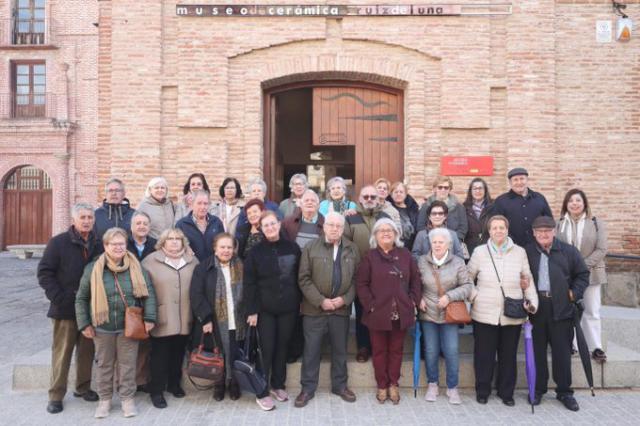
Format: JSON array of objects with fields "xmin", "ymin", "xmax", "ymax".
[{"xmin": 523, "ymin": 321, "xmax": 536, "ymax": 414}]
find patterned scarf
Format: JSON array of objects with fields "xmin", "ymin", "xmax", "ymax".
[
  {"xmin": 331, "ymin": 198, "xmax": 351, "ymax": 214},
  {"xmin": 90, "ymin": 252, "xmax": 148, "ymax": 327}
]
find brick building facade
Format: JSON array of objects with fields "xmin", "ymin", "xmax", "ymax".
[
  {"xmin": 1, "ymin": 0, "xmax": 639, "ymax": 254},
  {"xmin": 0, "ymin": 0, "xmax": 98, "ymax": 247}
]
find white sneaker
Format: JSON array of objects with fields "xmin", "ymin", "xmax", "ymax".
[
  {"xmin": 94, "ymin": 400, "xmax": 111, "ymax": 418},
  {"xmin": 121, "ymin": 398, "xmax": 138, "ymax": 418},
  {"xmin": 424, "ymin": 383, "xmax": 439, "ymax": 402},
  {"xmin": 270, "ymin": 389, "xmax": 289, "ymax": 402},
  {"xmin": 447, "ymin": 387, "xmax": 462, "ymax": 405},
  {"xmin": 256, "ymin": 396, "xmax": 275, "ymax": 411}
]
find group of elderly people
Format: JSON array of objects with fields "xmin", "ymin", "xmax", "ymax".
[{"xmin": 38, "ymin": 167, "xmax": 604, "ymax": 417}]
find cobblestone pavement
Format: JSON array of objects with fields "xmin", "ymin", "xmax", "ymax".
[{"xmin": 1, "ymin": 252, "xmax": 640, "ymax": 425}]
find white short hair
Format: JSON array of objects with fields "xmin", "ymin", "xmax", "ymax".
[
  {"xmin": 71, "ymin": 203, "xmax": 94, "ymax": 219},
  {"xmin": 369, "ymin": 218, "xmax": 403, "ymax": 249},
  {"xmin": 428, "ymin": 227, "xmax": 452, "ymax": 247},
  {"xmin": 246, "ymin": 177, "xmax": 267, "ymax": 194},
  {"xmin": 301, "ymin": 189, "xmax": 320, "ymax": 204},
  {"xmin": 289, "ymin": 174, "xmax": 309, "ymax": 190},
  {"xmin": 144, "ymin": 176, "xmax": 169, "ymax": 198},
  {"xmin": 324, "ymin": 211, "xmax": 345, "ymax": 226}
]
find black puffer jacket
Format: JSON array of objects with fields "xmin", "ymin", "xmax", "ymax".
[
  {"xmin": 388, "ymin": 194, "xmax": 420, "ymax": 250},
  {"xmin": 37, "ymin": 226, "xmax": 103, "ymax": 319},
  {"xmin": 94, "ymin": 198, "xmax": 135, "ymax": 239},
  {"xmin": 525, "ymin": 238, "xmax": 590, "ymax": 321},
  {"xmin": 243, "ymin": 238, "xmax": 301, "ymax": 315}
]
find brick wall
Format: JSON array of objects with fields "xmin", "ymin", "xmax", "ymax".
[
  {"xmin": 0, "ymin": 0, "xmax": 98, "ymax": 244},
  {"xmin": 3, "ymin": 1, "xmax": 637, "ymax": 253}
]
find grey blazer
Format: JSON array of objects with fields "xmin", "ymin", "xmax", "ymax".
[{"xmin": 556, "ymin": 216, "xmax": 607, "ymax": 286}]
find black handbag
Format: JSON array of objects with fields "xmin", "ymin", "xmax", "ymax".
[
  {"xmin": 487, "ymin": 246, "xmax": 528, "ymax": 319},
  {"xmin": 232, "ymin": 326, "xmax": 267, "ymax": 396}
]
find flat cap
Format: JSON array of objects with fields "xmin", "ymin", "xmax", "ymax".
[
  {"xmin": 532, "ymin": 216, "xmax": 556, "ymax": 229},
  {"xmin": 507, "ymin": 167, "xmax": 528, "ymax": 179}
]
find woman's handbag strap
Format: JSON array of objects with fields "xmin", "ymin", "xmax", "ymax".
[
  {"xmin": 112, "ymin": 273, "xmax": 129, "ymax": 308},
  {"xmin": 487, "ymin": 245, "xmax": 524, "ymax": 299}
]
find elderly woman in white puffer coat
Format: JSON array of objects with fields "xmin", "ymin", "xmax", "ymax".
[{"xmin": 467, "ymin": 215, "xmax": 538, "ymax": 407}]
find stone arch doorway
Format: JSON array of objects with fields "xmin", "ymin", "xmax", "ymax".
[
  {"xmin": 2, "ymin": 165, "xmax": 53, "ymax": 248},
  {"xmin": 263, "ymin": 79, "xmax": 404, "ymax": 202}
]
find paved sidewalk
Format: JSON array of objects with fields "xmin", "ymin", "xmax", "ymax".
[{"xmin": 1, "ymin": 252, "xmax": 640, "ymax": 425}]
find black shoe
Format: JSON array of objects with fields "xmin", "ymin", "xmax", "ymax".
[
  {"xmin": 168, "ymin": 386, "xmax": 186, "ymax": 398},
  {"xmin": 294, "ymin": 391, "xmax": 314, "ymax": 408},
  {"xmin": 476, "ymin": 396, "xmax": 488, "ymax": 404},
  {"xmin": 229, "ymin": 379, "xmax": 241, "ymax": 401},
  {"xmin": 151, "ymin": 394, "xmax": 167, "ymax": 409},
  {"xmin": 73, "ymin": 390, "xmax": 99, "ymax": 402},
  {"xmin": 213, "ymin": 384, "xmax": 225, "ymax": 401},
  {"xmin": 136, "ymin": 384, "xmax": 150, "ymax": 393},
  {"xmin": 592, "ymin": 348, "xmax": 607, "ymax": 362},
  {"xmin": 531, "ymin": 393, "xmax": 543, "ymax": 406},
  {"xmin": 557, "ymin": 395, "xmax": 579, "ymax": 412},
  {"xmin": 46, "ymin": 401, "xmax": 63, "ymax": 414},
  {"xmin": 502, "ymin": 398, "xmax": 515, "ymax": 407},
  {"xmin": 286, "ymin": 355, "xmax": 299, "ymax": 364}
]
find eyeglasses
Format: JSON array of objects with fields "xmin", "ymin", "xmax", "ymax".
[
  {"xmin": 436, "ymin": 185, "xmax": 450, "ymax": 190},
  {"xmin": 362, "ymin": 195, "xmax": 377, "ymax": 200},
  {"xmin": 107, "ymin": 242, "xmax": 126, "ymax": 247},
  {"xmin": 472, "ymin": 186, "xmax": 484, "ymax": 191},
  {"xmin": 107, "ymin": 188, "xmax": 123, "ymax": 193},
  {"xmin": 378, "ymin": 229, "xmax": 395, "ymax": 235},
  {"xmin": 430, "ymin": 211, "xmax": 446, "ymax": 216},
  {"xmin": 166, "ymin": 237, "xmax": 181, "ymax": 241},
  {"xmin": 261, "ymin": 221, "xmax": 279, "ymax": 228}
]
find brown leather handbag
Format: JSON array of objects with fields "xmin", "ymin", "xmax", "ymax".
[
  {"xmin": 431, "ymin": 264, "xmax": 471, "ymax": 325},
  {"xmin": 113, "ymin": 273, "xmax": 149, "ymax": 340},
  {"xmin": 187, "ymin": 332, "xmax": 225, "ymax": 389}
]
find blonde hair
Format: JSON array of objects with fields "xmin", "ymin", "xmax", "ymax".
[
  {"xmin": 374, "ymin": 177, "xmax": 391, "ymax": 189},
  {"xmin": 102, "ymin": 227, "xmax": 128, "ymax": 245},
  {"xmin": 144, "ymin": 176, "xmax": 169, "ymax": 198},
  {"xmin": 432, "ymin": 175, "xmax": 453, "ymax": 190},
  {"xmin": 155, "ymin": 228, "xmax": 190, "ymax": 251}
]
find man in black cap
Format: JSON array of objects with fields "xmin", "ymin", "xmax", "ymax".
[
  {"xmin": 493, "ymin": 168, "xmax": 553, "ymax": 247},
  {"xmin": 525, "ymin": 216, "xmax": 589, "ymax": 412}
]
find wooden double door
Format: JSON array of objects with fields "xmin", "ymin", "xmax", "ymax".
[
  {"xmin": 265, "ymin": 83, "xmax": 404, "ymax": 201},
  {"xmin": 2, "ymin": 166, "xmax": 52, "ymax": 248}
]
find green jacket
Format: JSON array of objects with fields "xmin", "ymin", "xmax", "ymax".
[
  {"xmin": 343, "ymin": 204, "xmax": 389, "ymax": 258},
  {"xmin": 76, "ymin": 260, "xmax": 157, "ymax": 332},
  {"xmin": 298, "ymin": 237, "xmax": 360, "ymax": 316}
]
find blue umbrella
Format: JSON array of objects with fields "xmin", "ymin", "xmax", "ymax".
[
  {"xmin": 523, "ymin": 321, "xmax": 536, "ymax": 414},
  {"xmin": 412, "ymin": 323, "xmax": 422, "ymax": 398}
]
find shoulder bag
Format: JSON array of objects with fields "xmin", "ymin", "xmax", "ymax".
[
  {"xmin": 233, "ymin": 326, "xmax": 268, "ymax": 396},
  {"xmin": 430, "ymin": 264, "xmax": 471, "ymax": 325},
  {"xmin": 187, "ymin": 331, "xmax": 225, "ymax": 389},
  {"xmin": 487, "ymin": 245, "xmax": 528, "ymax": 319},
  {"xmin": 113, "ymin": 273, "xmax": 149, "ymax": 340}
]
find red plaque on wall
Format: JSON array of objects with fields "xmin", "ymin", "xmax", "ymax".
[{"xmin": 440, "ymin": 156, "xmax": 493, "ymax": 176}]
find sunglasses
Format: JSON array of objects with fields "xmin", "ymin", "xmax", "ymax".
[
  {"xmin": 436, "ymin": 185, "xmax": 450, "ymax": 190},
  {"xmin": 362, "ymin": 195, "xmax": 377, "ymax": 200}
]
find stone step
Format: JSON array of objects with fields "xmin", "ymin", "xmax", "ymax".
[
  {"xmin": 13, "ymin": 339, "xmax": 639, "ymax": 391},
  {"xmin": 600, "ymin": 306, "xmax": 640, "ymax": 353}
]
